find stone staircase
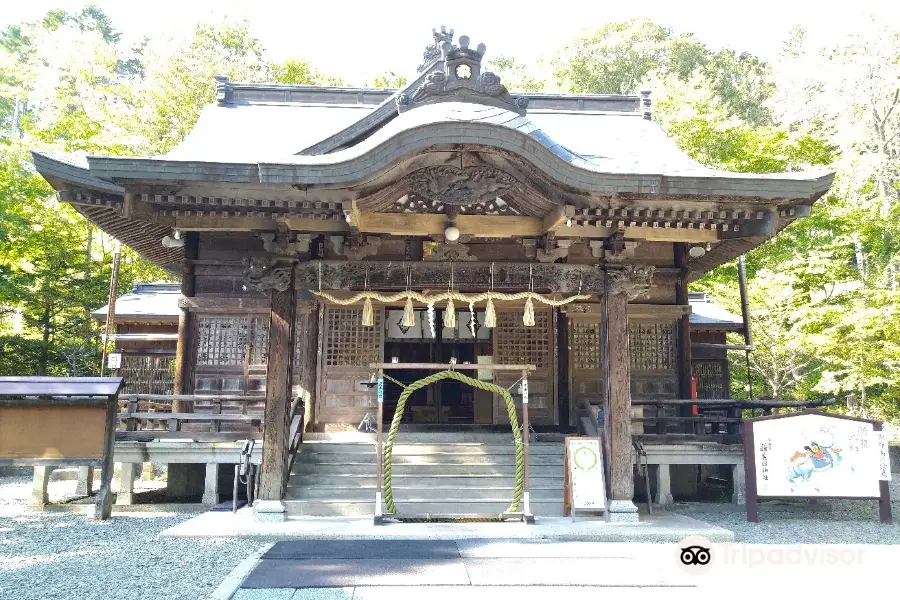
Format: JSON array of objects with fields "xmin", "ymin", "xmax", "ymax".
[{"xmin": 285, "ymin": 432, "xmax": 565, "ymax": 517}]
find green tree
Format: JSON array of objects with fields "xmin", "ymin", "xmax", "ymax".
[{"xmin": 272, "ymin": 58, "xmax": 346, "ymax": 87}]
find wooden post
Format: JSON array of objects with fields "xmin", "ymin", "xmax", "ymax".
[
  {"xmin": 607, "ymin": 289, "xmax": 634, "ymax": 501},
  {"xmin": 173, "ymin": 232, "xmax": 198, "ymax": 412},
  {"xmin": 375, "ymin": 371, "xmax": 384, "ymax": 523},
  {"xmin": 99, "ymin": 241, "xmax": 121, "ymax": 377},
  {"xmin": 255, "ymin": 267, "xmax": 296, "ymax": 521},
  {"xmin": 95, "ymin": 395, "xmax": 117, "ymax": 519},
  {"xmin": 522, "ymin": 371, "xmax": 532, "ymax": 521},
  {"xmin": 606, "ymin": 286, "xmax": 639, "ymax": 521},
  {"xmin": 674, "ymin": 243, "xmax": 691, "ymax": 435}
]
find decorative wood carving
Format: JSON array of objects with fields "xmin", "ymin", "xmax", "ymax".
[
  {"xmin": 536, "ymin": 234, "xmax": 573, "ymax": 263},
  {"xmin": 294, "ymin": 260, "xmax": 608, "ymax": 294},
  {"xmin": 258, "ymin": 224, "xmax": 309, "ymax": 258},
  {"xmin": 344, "ymin": 234, "xmax": 382, "ymax": 261},
  {"xmin": 422, "ymin": 242, "xmax": 477, "ymax": 262},
  {"xmin": 407, "ymin": 166, "xmax": 514, "ymax": 206},
  {"xmin": 242, "ymin": 256, "xmax": 293, "ymax": 293},
  {"xmin": 607, "ymin": 265, "xmax": 654, "ymax": 300}
]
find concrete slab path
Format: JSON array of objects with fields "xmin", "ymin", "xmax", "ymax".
[{"xmin": 164, "ymin": 508, "xmax": 735, "ymax": 543}]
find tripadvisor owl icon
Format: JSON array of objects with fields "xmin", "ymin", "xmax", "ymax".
[{"xmin": 676, "ymin": 535, "xmax": 714, "ymax": 575}]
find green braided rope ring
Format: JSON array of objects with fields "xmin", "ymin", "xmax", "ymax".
[{"xmin": 382, "ymin": 369, "xmax": 525, "ymax": 515}]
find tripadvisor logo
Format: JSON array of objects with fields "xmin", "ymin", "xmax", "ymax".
[{"xmin": 677, "ymin": 535, "xmax": 714, "ymax": 575}]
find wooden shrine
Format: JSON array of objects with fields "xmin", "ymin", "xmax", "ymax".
[{"xmin": 31, "ymin": 26, "xmax": 835, "ymax": 520}]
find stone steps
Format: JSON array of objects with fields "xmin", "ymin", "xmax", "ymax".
[{"xmin": 286, "ymin": 437, "xmax": 565, "ymax": 517}]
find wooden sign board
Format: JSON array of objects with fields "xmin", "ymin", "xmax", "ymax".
[
  {"xmin": 563, "ymin": 436, "xmax": 607, "ymax": 517},
  {"xmin": 744, "ymin": 409, "xmax": 892, "ymax": 523},
  {"xmin": 0, "ymin": 376, "xmax": 123, "ymax": 520},
  {"xmin": 0, "ymin": 406, "xmax": 107, "ymax": 462}
]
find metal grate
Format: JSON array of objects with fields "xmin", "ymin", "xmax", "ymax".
[
  {"xmin": 494, "ymin": 310, "xmax": 551, "ymax": 368},
  {"xmin": 629, "ymin": 322, "xmax": 675, "ymax": 371},
  {"xmin": 571, "ymin": 321, "xmax": 600, "ymax": 370},
  {"xmin": 325, "ymin": 307, "xmax": 383, "ymax": 367}
]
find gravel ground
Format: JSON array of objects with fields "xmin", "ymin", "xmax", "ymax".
[
  {"xmin": 673, "ymin": 478, "xmax": 900, "ymax": 544},
  {"xmin": 0, "ymin": 475, "xmax": 259, "ymax": 600}
]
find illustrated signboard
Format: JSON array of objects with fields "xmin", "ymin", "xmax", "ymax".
[
  {"xmin": 564, "ymin": 436, "xmax": 607, "ymax": 516},
  {"xmin": 744, "ymin": 409, "xmax": 891, "ymax": 523}
]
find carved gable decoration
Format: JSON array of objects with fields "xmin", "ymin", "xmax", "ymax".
[
  {"xmin": 398, "ymin": 34, "xmax": 529, "ymax": 115},
  {"xmin": 407, "ymin": 166, "xmax": 514, "ymax": 206}
]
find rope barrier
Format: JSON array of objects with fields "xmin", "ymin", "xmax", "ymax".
[
  {"xmin": 381, "ymin": 369, "xmax": 524, "ymax": 515},
  {"xmin": 313, "ymin": 290, "xmax": 591, "ymax": 307}
]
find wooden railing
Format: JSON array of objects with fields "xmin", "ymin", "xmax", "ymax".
[
  {"xmin": 631, "ymin": 397, "xmax": 839, "ymax": 443},
  {"xmin": 576, "ymin": 396, "xmax": 839, "ymax": 444},
  {"xmin": 117, "ymin": 393, "xmax": 266, "ymax": 442}
]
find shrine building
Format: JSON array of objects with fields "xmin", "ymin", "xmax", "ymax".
[{"xmin": 32, "ymin": 27, "xmax": 833, "ymax": 521}]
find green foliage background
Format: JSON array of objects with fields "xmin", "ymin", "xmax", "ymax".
[{"xmin": 1, "ymin": 9, "xmax": 897, "ymax": 423}]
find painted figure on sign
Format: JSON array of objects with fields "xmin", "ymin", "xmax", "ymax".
[{"xmin": 787, "ymin": 437, "xmax": 843, "ymax": 491}]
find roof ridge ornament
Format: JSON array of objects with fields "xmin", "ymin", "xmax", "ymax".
[
  {"xmin": 418, "ymin": 25, "xmax": 455, "ymax": 73},
  {"xmin": 400, "ymin": 32, "xmax": 529, "ymax": 115}
]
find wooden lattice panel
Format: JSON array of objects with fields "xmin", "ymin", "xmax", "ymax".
[
  {"xmin": 628, "ymin": 322, "xmax": 675, "ymax": 371},
  {"xmin": 118, "ymin": 355, "xmax": 174, "ymax": 395},
  {"xmin": 494, "ymin": 310, "xmax": 551, "ymax": 368},
  {"xmin": 571, "ymin": 320, "xmax": 600, "ymax": 370},
  {"xmin": 196, "ymin": 316, "xmax": 269, "ymax": 367},
  {"xmin": 693, "ymin": 360, "xmax": 727, "ymax": 399},
  {"xmin": 324, "ymin": 308, "xmax": 383, "ymax": 367},
  {"xmin": 197, "ymin": 317, "xmax": 249, "ymax": 367}
]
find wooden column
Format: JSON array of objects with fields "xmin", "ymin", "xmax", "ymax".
[
  {"xmin": 173, "ymin": 232, "xmax": 199, "ymax": 412},
  {"xmin": 605, "ymin": 265, "xmax": 652, "ymax": 521},
  {"xmin": 258, "ymin": 268, "xmax": 297, "ymax": 505},
  {"xmin": 674, "ymin": 243, "xmax": 693, "ymax": 401},
  {"xmin": 607, "ymin": 288, "xmax": 634, "ymax": 502}
]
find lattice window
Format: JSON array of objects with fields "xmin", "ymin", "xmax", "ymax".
[
  {"xmin": 197, "ymin": 316, "xmax": 269, "ymax": 367},
  {"xmin": 628, "ymin": 322, "xmax": 675, "ymax": 371},
  {"xmin": 571, "ymin": 321, "xmax": 600, "ymax": 370},
  {"xmin": 693, "ymin": 360, "xmax": 727, "ymax": 399},
  {"xmin": 248, "ymin": 318, "xmax": 269, "ymax": 367},
  {"xmin": 494, "ymin": 310, "xmax": 551, "ymax": 368},
  {"xmin": 325, "ymin": 307, "xmax": 382, "ymax": 367}
]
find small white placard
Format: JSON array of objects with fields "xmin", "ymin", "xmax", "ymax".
[
  {"xmin": 875, "ymin": 431, "xmax": 891, "ymax": 481},
  {"xmin": 107, "ymin": 353, "xmax": 122, "ymax": 370},
  {"xmin": 567, "ymin": 438, "xmax": 607, "ymax": 511}
]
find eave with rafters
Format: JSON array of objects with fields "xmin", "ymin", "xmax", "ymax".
[{"xmin": 32, "ymin": 29, "xmax": 833, "ymax": 279}]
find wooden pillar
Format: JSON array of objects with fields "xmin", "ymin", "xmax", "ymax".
[
  {"xmin": 605, "ymin": 265, "xmax": 652, "ymax": 522},
  {"xmin": 255, "ymin": 265, "xmax": 296, "ymax": 522},
  {"xmin": 674, "ymin": 243, "xmax": 693, "ymax": 401},
  {"xmin": 173, "ymin": 232, "xmax": 199, "ymax": 412},
  {"xmin": 607, "ymin": 289, "xmax": 635, "ymax": 504}
]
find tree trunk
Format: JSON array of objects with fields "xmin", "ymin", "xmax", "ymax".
[{"xmin": 37, "ymin": 306, "xmax": 51, "ymax": 376}]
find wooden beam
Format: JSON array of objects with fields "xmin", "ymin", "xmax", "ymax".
[
  {"xmin": 355, "ymin": 213, "xmax": 544, "ymax": 237},
  {"xmin": 542, "ymin": 204, "xmax": 576, "ymax": 233},
  {"xmin": 176, "ymin": 215, "xmax": 278, "ymax": 231},
  {"xmin": 259, "ymin": 270, "xmax": 297, "ymax": 502},
  {"xmin": 607, "ymin": 289, "xmax": 634, "ymax": 502},
  {"xmin": 174, "ymin": 214, "xmax": 349, "ymax": 233}
]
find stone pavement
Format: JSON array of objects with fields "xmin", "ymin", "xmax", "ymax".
[
  {"xmin": 164, "ymin": 508, "xmax": 735, "ymax": 543},
  {"xmin": 217, "ymin": 538, "xmax": 900, "ymax": 599}
]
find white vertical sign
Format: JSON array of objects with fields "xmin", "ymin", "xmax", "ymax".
[{"xmin": 567, "ymin": 438, "xmax": 607, "ymax": 511}]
